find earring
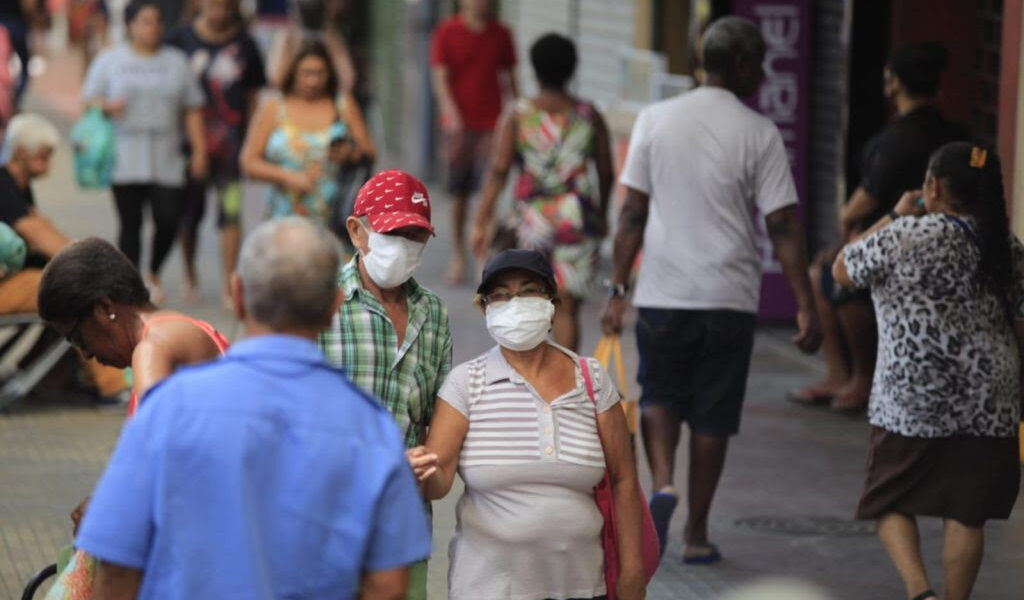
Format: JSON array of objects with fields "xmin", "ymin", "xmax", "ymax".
[{"xmin": 108, "ymin": 314, "xmax": 116, "ymax": 321}]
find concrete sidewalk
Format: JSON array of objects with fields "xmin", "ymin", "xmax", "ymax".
[{"xmin": 2, "ymin": 53, "xmax": 1022, "ymax": 599}]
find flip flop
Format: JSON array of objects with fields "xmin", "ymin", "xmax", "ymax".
[
  {"xmin": 682, "ymin": 544, "xmax": 722, "ymax": 565},
  {"xmin": 649, "ymin": 492, "xmax": 678, "ymax": 558},
  {"xmin": 787, "ymin": 386, "xmax": 834, "ymax": 406}
]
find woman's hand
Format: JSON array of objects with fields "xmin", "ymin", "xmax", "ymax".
[
  {"xmin": 283, "ymin": 170, "xmax": 316, "ymax": 195},
  {"xmin": 71, "ymin": 495, "xmax": 91, "ymax": 536},
  {"xmin": 189, "ymin": 151, "xmax": 209, "ymax": 181},
  {"xmin": 327, "ymin": 139, "xmax": 357, "ymax": 165},
  {"xmin": 894, "ymin": 189, "xmax": 924, "ymax": 217},
  {"xmin": 615, "ymin": 569, "xmax": 647, "ymax": 600},
  {"xmin": 406, "ymin": 446, "xmax": 439, "ymax": 482},
  {"xmin": 102, "ymin": 98, "xmax": 126, "ymax": 119}
]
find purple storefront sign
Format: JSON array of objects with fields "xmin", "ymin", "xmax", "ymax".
[{"xmin": 733, "ymin": 1, "xmax": 812, "ymax": 319}]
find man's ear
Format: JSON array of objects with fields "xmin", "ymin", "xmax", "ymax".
[
  {"xmin": 346, "ymin": 217, "xmax": 367, "ymax": 252},
  {"xmin": 229, "ymin": 273, "xmax": 246, "ymax": 322}
]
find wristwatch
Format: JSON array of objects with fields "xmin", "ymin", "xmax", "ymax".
[
  {"xmin": 604, "ymin": 279, "xmax": 629, "ymax": 298},
  {"xmin": 887, "ymin": 210, "xmax": 901, "ymax": 221}
]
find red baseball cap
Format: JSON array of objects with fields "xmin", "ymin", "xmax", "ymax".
[{"xmin": 353, "ymin": 169, "xmax": 434, "ymax": 235}]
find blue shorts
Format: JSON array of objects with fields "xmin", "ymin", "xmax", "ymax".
[{"xmin": 636, "ymin": 308, "xmax": 756, "ymax": 437}]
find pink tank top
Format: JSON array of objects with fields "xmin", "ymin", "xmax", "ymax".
[{"xmin": 125, "ymin": 315, "xmax": 230, "ymax": 417}]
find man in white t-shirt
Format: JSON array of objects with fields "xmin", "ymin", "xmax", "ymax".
[{"xmin": 601, "ymin": 16, "xmax": 821, "ymax": 565}]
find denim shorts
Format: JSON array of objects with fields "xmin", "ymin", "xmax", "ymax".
[{"xmin": 635, "ymin": 308, "xmax": 756, "ymax": 437}]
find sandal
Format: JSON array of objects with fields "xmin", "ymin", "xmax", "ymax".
[
  {"xmin": 682, "ymin": 543, "xmax": 722, "ymax": 565},
  {"xmin": 910, "ymin": 590, "xmax": 937, "ymax": 600}
]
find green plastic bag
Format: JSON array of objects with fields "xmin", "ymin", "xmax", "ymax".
[
  {"xmin": 0, "ymin": 221, "xmax": 25, "ymax": 280},
  {"xmin": 70, "ymin": 107, "xmax": 114, "ymax": 189}
]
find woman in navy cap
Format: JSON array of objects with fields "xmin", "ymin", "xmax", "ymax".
[{"xmin": 407, "ymin": 249, "xmax": 647, "ymax": 600}]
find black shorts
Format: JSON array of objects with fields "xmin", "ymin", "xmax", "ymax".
[
  {"xmin": 820, "ymin": 258, "xmax": 871, "ymax": 306},
  {"xmin": 635, "ymin": 308, "xmax": 756, "ymax": 437}
]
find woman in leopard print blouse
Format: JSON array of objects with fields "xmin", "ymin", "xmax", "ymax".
[{"xmin": 834, "ymin": 142, "xmax": 1023, "ymax": 600}]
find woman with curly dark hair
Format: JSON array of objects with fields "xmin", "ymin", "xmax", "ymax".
[
  {"xmin": 38, "ymin": 237, "xmax": 230, "ymax": 598},
  {"xmin": 834, "ymin": 142, "xmax": 1023, "ymax": 600}
]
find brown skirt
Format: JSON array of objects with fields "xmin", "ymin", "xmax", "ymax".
[{"xmin": 856, "ymin": 426, "xmax": 1021, "ymax": 527}]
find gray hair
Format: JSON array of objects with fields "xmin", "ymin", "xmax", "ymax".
[
  {"xmin": 237, "ymin": 217, "xmax": 340, "ymax": 330},
  {"xmin": 2, "ymin": 113, "xmax": 60, "ymax": 158},
  {"xmin": 701, "ymin": 16, "xmax": 765, "ymax": 75}
]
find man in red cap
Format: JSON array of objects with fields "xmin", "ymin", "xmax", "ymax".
[{"xmin": 316, "ymin": 169, "xmax": 451, "ymax": 600}]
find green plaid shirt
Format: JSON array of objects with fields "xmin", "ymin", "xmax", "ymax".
[{"xmin": 318, "ymin": 257, "xmax": 452, "ymax": 449}]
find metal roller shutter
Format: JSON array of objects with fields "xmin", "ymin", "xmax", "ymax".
[{"xmin": 577, "ymin": 1, "xmax": 636, "ymax": 107}]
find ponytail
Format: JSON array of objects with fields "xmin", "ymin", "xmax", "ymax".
[
  {"xmin": 927, "ymin": 142, "xmax": 1014, "ymax": 302},
  {"xmin": 973, "ymin": 151, "xmax": 1013, "ymax": 301}
]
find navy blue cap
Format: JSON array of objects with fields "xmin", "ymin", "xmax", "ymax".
[{"xmin": 477, "ymin": 249, "xmax": 557, "ymax": 295}]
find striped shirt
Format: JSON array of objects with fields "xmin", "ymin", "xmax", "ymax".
[
  {"xmin": 438, "ymin": 343, "xmax": 620, "ymax": 600},
  {"xmin": 446, "ymin": 345, "xmax": 618, "ymax": 467},
  {"xmin": 318, "ymin": 256, "xmax": 452, "ymax": 448}
]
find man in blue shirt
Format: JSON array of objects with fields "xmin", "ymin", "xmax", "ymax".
[{"xmin": 76, "ymin": 217, "xmax": 431, "ymax": 600}]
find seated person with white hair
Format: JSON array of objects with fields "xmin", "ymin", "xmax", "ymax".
[
  {"xmin": 0, "ymin": 113, "xmax": 127, "ymax": 401},
  {"xmin": 75, "ymin": 217, "xmax": 431, "ymax": 600}
]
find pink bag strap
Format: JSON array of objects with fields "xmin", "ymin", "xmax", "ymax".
[{"xmin": 580, "ymin": 358, "xmax": 597, "ymax": 406}]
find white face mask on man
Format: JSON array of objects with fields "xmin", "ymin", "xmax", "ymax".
[
  {"xmin": 485, "ymin": 297, "xmax": 555, "ymax": 351},
  {"xmin": 360, "ymin": 229, "xmax": 427, "ymax": 289}
]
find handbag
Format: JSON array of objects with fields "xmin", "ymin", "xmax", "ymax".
[
  {"xmin": 0, "ymin": 221, "xmax": 26, "ymax": 280},
  {"xmin": 594, "ymin": 335, "xmax": 640, "ymax": 438},
  {"xmin": 580, "ymin": 358, "xmax": 660, "ymax": 600},
  {"xmin": 44, "ymin": 548, "xmax": 98, "ymax": 600},
  {"xmin": 69, "ymin": 106, "xmax": 115, "ymax": 189}
]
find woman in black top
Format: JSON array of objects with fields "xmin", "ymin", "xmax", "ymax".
[{"xmin": 166, "ymin": 0, "xmax": 266, "ymax": 305}]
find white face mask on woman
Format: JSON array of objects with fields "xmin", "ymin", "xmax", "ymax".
[
  {"xmin": 360, "ymin": 230, "xmax": 426, "ymax": 289},
  {"xmin": 485, "ymin": 297, "xmax": 555, "ymax": 351}
]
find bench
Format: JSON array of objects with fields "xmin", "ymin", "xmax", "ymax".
[{"xmin": 0, "ymin": 313, "xmax": 71, "ymax": 411}]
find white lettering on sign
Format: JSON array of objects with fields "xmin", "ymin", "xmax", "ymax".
[{"xmin": 754, "ymin": 4, "xmax": 802, "ymax": 272}]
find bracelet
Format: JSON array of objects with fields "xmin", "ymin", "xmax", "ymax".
[{"xmin": 887, "ymin": 210, "xmax": 900, "ymax": 221}]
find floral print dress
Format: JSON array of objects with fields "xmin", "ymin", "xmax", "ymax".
[
  {"xmin": 263, "ymin": 98, "xmax": 346, "ymax": 227},
  {"xmin": 507, "ymin": 98, "xmax": 601, "ymax": 298}
]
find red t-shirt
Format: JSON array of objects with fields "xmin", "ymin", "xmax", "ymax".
[{"xmin": 430, "ymin": 16, "xmax": 516, "ymax": 132}]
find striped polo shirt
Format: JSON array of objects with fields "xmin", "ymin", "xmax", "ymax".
[
  {"xmin": 438, "ymin": 343, "xmax": 621, "ymax": 600},
  {"xmin": 440, "ymin": 344, "xmax": 620, "ymax": 469}
]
